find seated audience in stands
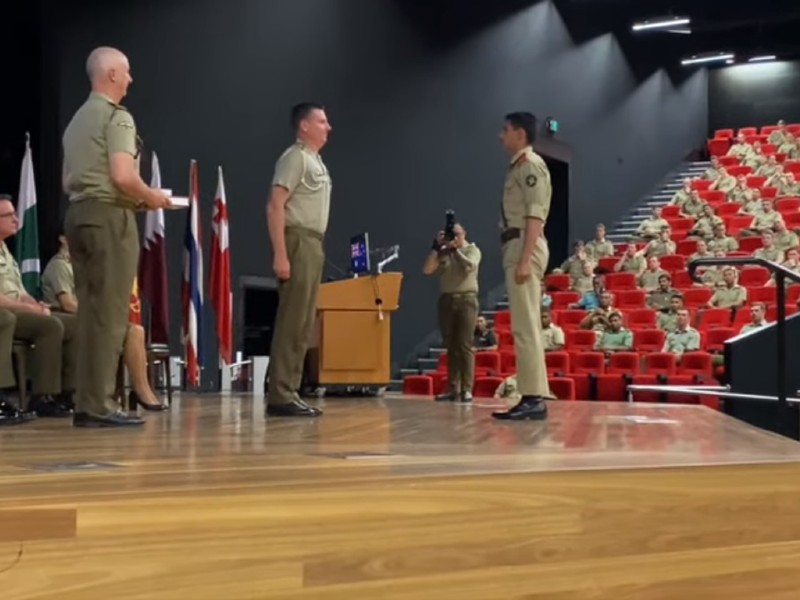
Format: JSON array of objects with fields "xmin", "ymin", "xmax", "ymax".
[
  {"xmin": 647, "ymin": 273, "xmax": 680, "ymax": 311},
  {"xmin": 744, "ymin": 142, "xmax": 768, "ymax": 170},
  {"xmin": 756, "ymin": 155, "xmax": 779, "ymax": 178},
  {"xmin": 753, "ymin": 231, "xmax": 784, "ymax": 264},
  {"xmin": 669, "ymin": 178, "xmax": 693, "ymax": 207},
  {"xmin": 472, "ymin": 316, "xmax": 497, "ymax": 351},
  {"xmin": 710, "ymin": 167, "xmax": 737, "ymax": 194},
  {"xmin": 642, "ymin": 227, "xmax": 676, "ymax": 259},
  {"xmin": 777, "ymin": 133, "xmax": 799, "ymax": 160},
  {"xmin": 708, "ymin": 223, "xmax": 739, "ymax": 253},
  {"xmin": 740, "ymin": 302, "xmax": 769, "ymax": 335},
  {"xmin": 614, "ymin": 242, "xmax": 646, "ymax": 274},
  {"xmin": 635, "ymin": 207, "xmax": 669, "ymax": 241},
  {"xmin": 739, "ymin": 188, "xmax": 763, "ymax": 216},
  {"xmin": 689, "ymin": 239, "xmax": 713, "ymax": 262},
  {"xmin": 595, "ymin": 311, "xmax": 633, "ymax": 355},
  {"xmin": 778, "ymin": 172, "xmax": 800, "ymax": 197},
  {"xmin": 555, "ymin": 241, "xmax": 590, "ymax": 279},
  {"xmin": 703, "ymin": 156, "xmax": 722, "ymax": 180},
  {"xmin": 571, "ymin": 260, "xmax": 595, "ymax": 294},
  {"xmin": 584, "ymin": 223, "xmax": 614, "ymax": 260},
  {"xmin": 726, "ymin": 133, "xmax": 752, "ymax": 159},
  {"xmin": 679, "ymin": 190, "xmax": 707, "ymax": 219},
  {"xmin": 657, "ymin": 294, "xmax": 684, "ymax": 332},
  {"xmin": 741, "ymin": 199, "xmax": 784, "ymax": 237},
  {"xmin": 768, "ymin": 120, "xmax": 790, "ymax": 147},
  {"xmin": 707, "ymin": 267, "xmax": 747, "ymax": 309},
  {"xmin": 570, "ymin": 275, "xmax": 605, "ymax": 310},
  {"xmin": 663, "ymin": 308, "xmax": 701, "ymax": 358},
  {"xmin": 766, "ymin": 248, "xmax": 800, "ymax": 287},
  {"xmin": 697, "ymin": 250, "xmax": 728, "ymax": 288},
  {"xmin": 728, "ymin": 177, "xmax": 751, "ymax": 204},
  {"xmin": 579, "ymin": 291, "xmax": 616, "ymax": 336},
  {"xmin": 541, "ymin": 308, "xmax": 565, "ymax": 352},
  {"xmin": 689, "ymin": 204, "xmax": 723, "ymax": 240},
  {"xmin": 639, "ymin": 256, "xmax": 669, "ymax": 292}
]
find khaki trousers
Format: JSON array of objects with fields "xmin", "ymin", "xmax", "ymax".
[
  {"xmin": 65, "ymin": 200, "xmax": 138, "ymax": 417},
  {"xmin": 503, "ymin": 235, "xmax": 552, "ymax": 398},
  {"xmin": 0, "ymin": 308, "xmax": 16, "ymax": 389},
  {"xmin": 437, "ymin": 292, "xmax": 478, "ymax": 393},
  {"xmin": 10, "ymin": 310, "xmax": 77, "ymax": 395},
  {"xmin": 267, "ymin": 227, "xmax": 325, "ymax": 406}
]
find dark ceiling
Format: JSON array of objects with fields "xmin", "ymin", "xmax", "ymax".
[{"xmin": 397, "ymin": 0, "xmax": 800, "ymax": 77}]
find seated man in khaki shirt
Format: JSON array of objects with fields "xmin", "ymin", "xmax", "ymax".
[
  {"xmin": 639, "ymin": 256, "xmax": 669, "ymax": 292},
  {"xmin": 635, "ymin": 208, "xmax": 669, "ymax": 241},
  {"xmin": 0, "ymin": 198, "xmax": 75, "ymax": 418},
  {"xmin": 741, "ymin": 200, "xmax": 785, "ymax": 237},
  {"xmin": 707, "ymin": 267, "xmax": 747, "ymax": 309},
  {"xmin": 541, "ymin": 309, "xmax": 565, "ymax": 352},
  {"xmin": 642, "ymin": 227, "xmax": 676, "ymax": 259},
  {"xmin": 753, "ymin": 231, "xmax": 784, "ymax": 264},
  {"xmin": 41, "ymin": 233, "xmax": 164, "ymax": 410}
]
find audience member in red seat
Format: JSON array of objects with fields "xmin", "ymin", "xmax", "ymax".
[
  {"xmin": 657, "ymin": 294, "xmax": 685, "ymax": 331},
  {"xmin": 777, "ymin": 133, "xmax": 799, "ymax": 160},
  {"xmin": 554, "ymin": 241, "xmax": 590, "ymax": 279},
  {"xmin": 647, "ymin": 273, "xmax": 681, "ymax": 310},
  {"xmin": 689, "ymin": 239, "xmax": 714, "ymax": 262},
  {"xmin": 679, "ymin": 190, "xmax": 707, "ymax": 219},
  {"xmin": 579, "ymin": 291, "xmax": 616, "ymax": 336},
  {"xmin": 708, "ymin": 223, "xmax": 739, "ymax": 253},
  {"xmin": 753, "ymin": 231, "xmax": 784, "ymax": 263},
  {"xmin": 766, "ymin": 248, "xmax": 800, "ymax": 287},
  {"xmin": 570, "ymin": 260, "xmax": 595, "ymax": 294},
  {"xmin": 663, "ymin": 308, "xmax": 701, "ymax": 357},
  {"xmin": 707, "ymin": 267, "xmax": 747, "ymax": 309},
  {"xmin": 635, "ymin": 207, "xmax": 669, "ymax": 241},
  {"xmin": 584, "ymin": 223, "xmax": 615, "ymax": 260},
  {"xmin": 703, "ymin": 156, "xmax": 722, "ymax": 181},
  {"xmin": 741, "ymin": 199, "xmax": 784, "ymax": 237},
  {"xmin": 643, "ymin": 227, "xmax": 676, "ymax": 259},
  {"xmin": 738, "ymin": 188, "xmax": 763, "ymax": 216},
  {"xmin": 728, "ymin": 177, "xmax": 752, "ymax": 204},
  {"xmin": 710, "ymin": 167, "xmax": 737, "ymax": 194},
  {"xmin": 777, "ymin": 172, "xmax": 800, "ymax": 197},
  {"xmin": 639, "ymin": 256, "xmax": 669, "ymax": 292},
  {"xmin": 768, "ymin": 120, "xmax": 790, "ymax": 147},
  {"xmin": 570, "ymin": 275, "xmax": 605, "ymax": 310},
  {"xmin": 740, "ymin": 302, "xmax": 769, "ymax": 334},
  {"xmin": 595, "ymin": 312, "xmax": 633, "ymax": 356},
  {"xmin": 473, "ymin": 315, "xmax": 498, "ymax": 351},
  {"xmin": 614, "ymin": 241, "xmax": 646, "ymax": 274},
  {"xmin": 743, "ymin": 142, "xmax": 768, "ymax": 171},
  {"xmin": 541, "ymin": 308, "xmax": 565, "ymax": 352},
  {"xmin": 669, "ymin": 178, "xmax": 694, "ymax": 207},
  {"xmin": 697, "ymin": 250, "xmax": 728, "ymax": 288},
  {"xmin": 689, "ymin": 204, "xmax": 723, "ymax": 240},
  {"xmin": 766, "ymin": 164, "xmax": 785, "ymax": 189},
  {"xmin": 542, "ymin": 288, "xmax": 553, "ymax": 310},
  {"xmin": 756, "ymin": 155, "xmax": 780, "ymax": 179},
  {"xmin": 726, "ymin": 133, "xmax": 752, "ymax": 160}
]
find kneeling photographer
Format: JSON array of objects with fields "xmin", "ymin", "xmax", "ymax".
[{"xmin": 423, "ymin": 213, "xmax": 482, "ymax": 403}]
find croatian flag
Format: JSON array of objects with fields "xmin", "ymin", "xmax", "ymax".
[
  {"xmin": 182, "ymin": 159, "xmax": 204, "ymax": 387},
  {"xmin": 210, "ymin": 166, "xmax": 233, "ymax": 366}
]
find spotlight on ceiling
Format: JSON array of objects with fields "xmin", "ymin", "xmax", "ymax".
[
  {"xmin": 725, "ymin": 59, "xmax": 735, "ymax": 65},
  {"xmin": 681, "ymin": 53, "xmax": 735, "ymax": 66},
  {"xmin": 632, "ymin": 16, "xmax": 691, "ymax": 32},
  {"xmin": 748, "ymin": 55, "xmax": 777, "ymax": 63}
]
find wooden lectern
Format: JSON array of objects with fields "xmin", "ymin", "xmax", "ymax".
[{"xmin": 309, "ymin": 272, "xmax": 403, "ymax": 386}]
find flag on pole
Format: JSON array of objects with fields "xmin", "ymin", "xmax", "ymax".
[
  {"xmin": 139, "ymin": 151, "xmax": 170, "ymax": 344},
  {"xmin": 16, "ymin": 132, "xmax": 40, "ymax": 298},
  {"xmin": 210, "ymin": 166, "xmax": 233, "ymax": 366},
  {"xmin": 181, "ymin": 159, "xmax": 204, "ymax": 387},
  {"xmin": 130, "ymin": 277, "xmax": 142, "ymax": 325}
]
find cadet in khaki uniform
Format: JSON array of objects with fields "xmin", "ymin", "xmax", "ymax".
[
  {"xmin": 642, "ymin": 228, "xmax": 676, "ymax": 258},
  {"xmin": 708, "ymin": 224, "xmax": 739, "ymax": 253},
  {"xmin": 657, "ymin": 294, "xmax": 684, "ymax": 332},
  {"xmin": 639, "ymin": 257, "xmax": 669, "ymax": 292},
  {"xmin": 741, "ymin": 200, "xmax": 784, "ymax": 236},
  {"xmin": 265, "ymin": 102, "xmax": 332, "ymax": 418},
  {"xmin": 541, "ymin": 308, "xmax": 565, "ymax": 351},
  {"xmin": 62, "ymin": 47, "xmax": 170, "ymax": 427},
  {"xmin": 707, "ymin": 268, "xmax": 747, "ymax": 309},
  {"xmin": 595, "ymin": 312, "xmax": 633, "ymax": 355},
  {"xmin": 753, "ymin": 232, "xmax": 784, "ymax": 263},
  {"xmin": 703, "ymin": 157, "xmax": 722, "ymax": 181},
  {"xmin": 614, "ymin": 242, "xmax": 646, "ymax": 274},
  {"xmin": 756, "ymin": 156, "xmax": 779, "ymax": 178},
  {"xmin": 773, "ymin": 222, "xmax": 799, "ymax": 253},
  {"xmin": 768, "ymin": 121, "xmax": 789, "ymax": 147},
  {"xmin": 423, "ymin": 223, "xmax": 481, "ymax": 403},
  {"xmin": 0, "ymin": 199, "xmax": 77, "ymax": 418},
  {"xmin": 726, "ymin": 134, "xmax": 751, "ymax": 159},
  {"xmin": 584, "ymin": 224, "xmax": 615, "ymax": 260},
  {"xmin": 493, "ymin": 112, "xmax": 551, "ymax": 421},
  {"xmin": 635, "ymin": 207, "xmax": 669, "ymax": 241},
  {"xmin": 663, "ymin": 309, "xmax": 701, "ymax": 358}
]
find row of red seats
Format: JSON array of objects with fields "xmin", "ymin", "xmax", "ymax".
[
  {"xmin": 546, "ymin": 288, "xmax": 799, "ymax": 311},
  {"xmin": 662, "ymin": 200, "xmax": 800, "ymax": 220},
  {"xmin": 714, "ymin": 125, "xmax": 800, "ymax": 139}
]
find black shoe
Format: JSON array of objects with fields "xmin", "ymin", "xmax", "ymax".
[
  {"xmin": 0, "ymin": 399, "xmax": 36, "ymax": 426},
  {"xmin": 435, "ymin": 392, "xmax": 458, "ymax": 402},
  {"xmin": 459, "ymin": 391, "xmax": 473, "ymax": 404},
  {"xmin": 266, "ymin": 400, "xmax": 322, "ymax": 418},
  {"xmin": 129, "ymin": 390, "xmax": 168, "ymax": 412},
  {"xmin": 73, "ymin": 410, "xmax": 146, "ymax": 428},
  {"xmin": 29, "ymin": 394, "xmax": 73, "ymax": 418},
  {"xmin": 56, "ymin": 391, "xmax": 75, "ymax": 412},
  {"xmin": 492, "ymin": 396, "xmax": 548, "ymax": 421}
]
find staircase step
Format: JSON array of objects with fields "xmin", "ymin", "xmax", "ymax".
[
  {"xmin": 417, "ymin": 357, "xmax": 439, "ymax": 370},
  {"xmin": 400, "ymin": 368, "xmax": 420, "ymax": 376}
]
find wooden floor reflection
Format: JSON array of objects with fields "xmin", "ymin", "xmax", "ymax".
[{"xmin": 2, "ymin": 395, "xmax": 800, "ymax": 599}]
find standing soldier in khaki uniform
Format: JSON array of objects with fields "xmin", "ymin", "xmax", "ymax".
[
  {"xmin": 493, "ymin": 112, "xmax": 552, "ymax": 421},
  {"xmin": 265, "ymin": 103, "xmax": 332, "ymax": 418},
  {"xmin": 62, "ymin": 47, "xmax": 170, "ymax": 427},
  {"xmin": 423, "ymin": 222, "xmax": 481, "ymax": 403}
]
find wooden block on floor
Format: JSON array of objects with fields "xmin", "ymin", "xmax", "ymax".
[{"xmin": 0, "ymin": 508, "xmax": 77, "ymax": 542}]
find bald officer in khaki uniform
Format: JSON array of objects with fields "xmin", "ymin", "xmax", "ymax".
[
  {"xmin": 62, "ymin": 47, "xmax": 170, "ymax": 428},
  {"xmin": 493, "ymin": 112, "xmax": 552, "ymax": 421},
  {"xmin": 265, "ymin": 103, "xmax": 332, "ymax": 418}
]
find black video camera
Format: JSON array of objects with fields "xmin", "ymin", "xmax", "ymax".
[{"xmin": 444, "ymin": 210, "xmax": 456, "ymax": 242}]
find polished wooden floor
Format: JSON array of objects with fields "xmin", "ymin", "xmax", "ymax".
[{"xmin": 3, "ymin": 394, "xmax": 800, "ymax": 599}]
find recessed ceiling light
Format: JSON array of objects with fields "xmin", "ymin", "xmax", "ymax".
[
  {"xmin": 681, "ymin": 53, "xmax": 735, "ymax": 66},
  {"xmin": 748, "ymin": 55, "xmax": 777, "ymax": 62},
  {"xmin": 632, "ymin": 16, "xmax": 691, "ymax": 32}
]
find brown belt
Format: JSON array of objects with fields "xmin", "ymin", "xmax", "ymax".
[{"xmin": 500, "ymin": 228, "xmax": 521, "ymax": 244}]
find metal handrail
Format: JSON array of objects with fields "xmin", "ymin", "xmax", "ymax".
[{"xmin": 687, "ymin": 256, "xmax": 800, "ymax": 414}]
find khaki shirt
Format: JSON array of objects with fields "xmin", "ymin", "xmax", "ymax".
[
  {"xmin": 740, "ymin": 321, "xmax": 768, "ymax": 335},
  {"xmin": 63, "ymin": 92, "xmax": 141, "ymax": 209},
  {"xmin": 743, "ymin": 152, "xmax": 767, "ymax": 170},
  {"xmin": 41, "ymin": 250, "xmax": 75, "ymax": 308},
  {"xmin": 728, "ymin": 187, "xmax": 750, "ymax": 204},
  {"xmin": 768, "ymin": 130, "xmax": 788, "ymax": 147},
  {"xmin": 571, "ymin": 275, "xmax": 594, "ymax": 294},
  {"xmin": 542, "ymin": 324, "xmax": 565, "ymax": 351},
  {"xmin": 658, "ymin": 311, "xmax": 678, "ymax": 332},
  {"xmin": 560, "ymin": 256, "xmax": 587, "ymax": 279},
  {"xmin": 644, "ymin": 239, "xmax": 676, "ymax": 258},
  {"xmin": 692, "ymin": 215, "xmax": 724, "ymax": 239},
  {"xmin": 596, "ymin": 328, "xmax": 633, "ymax": 351},
  {"xmin": 273, "ymin": 141, "xmax": 331, "ymax": 234},
  {"xmin": 700, "ymin": 268, "xmax": 724, "ymax": 287},
  {"xmin": 670, "ymin": 188, "xmax": 692, "ymax": 206},
  {"xmin": 648, "ymin": 288, "xmax": 680, "ymax": 311},
  {"xmin": 689, "ymin": 250, "xmax": 714, "ymax": 263},
  {"xmin": 665, "ymin": 327, "xmax": 701, "ymax": 354},
  {"xmin": 778, "ymin": 142, "xmax": 799, "ymax": 159},
  {"xmin": 715, "ymin": 175, "xmax": 737, "ymax": 194},
  {"xmin": 727, "ymin": 143, "xmax": 751, "ymax": 159},
  {"xmin": 617, "ymin": 254, "xmax": 645, "ymax": 274},
  {"xmin": 756, "ymin": 163, "xmax": 779, "ymax": 178},
  {"xmin": 708, "ymin": 236, "xmax": 739, "ymax": 253},
  {"xmin": 639, "ymin": 269, "xmax": 669, "ymax": 292},
  {"xmin": 0, "ymin": 242, "xmax": 26, "ymax": 300},
  {"xmin": 775, "ymin": 231, "xmax": 800, "ymax": 252},
  {"xmin": 585, "ymin": 239, "xmax": 615, "ymax": 260},
  {"xmin": 752, "ymin": 211, "xmax": 784, "ymax": 231},
  {"xmin": 681, "ymin": 199, "xmax": 706, "ymax": 218},
  {"xmin": 779, "ymin": 181, "xmax": 800, "ymax": 197},
  {"xmin": 754, "ymin": 246, "xmax": 784, "ymax": 264},
  {"xmin": 740, "ymin": 199, "xmax": 763, "ymax": 216},
  {"xmin": 711, "ymin": 285, "xmax": 747, "ymax": 308},
  {"xmin": 637, "ymin": 217, "xmax": 669, "ymax": 237},
  {"xmin": 703, "ymin": 167, "xmax": 721, "ymax": 181},
  {"xmin": 436, "ymin": 243, "xmax": 481, "ymax": 294},
  {"xmin": 495, "ymin": 375, "xmax": 520, "ymax": 401}
]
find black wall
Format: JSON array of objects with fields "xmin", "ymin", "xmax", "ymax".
[
  {"xmin": 709, "ymin": 60, "xmax": 800, "ymax": 134},
  {"xmin": 49, "ymin": 0, "xmax": 707, "ymax": 384}
]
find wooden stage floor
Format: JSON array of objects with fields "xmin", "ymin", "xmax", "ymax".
[{"xmin": 3, "ymin": 395, "xmax": 800, "ymax": 599}]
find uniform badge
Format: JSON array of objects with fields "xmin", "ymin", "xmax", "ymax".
[
  {"xmin": 526, "ymin": 174, "xmax": 538, "ymax": 187},
  {"xmin": 116, "ymin": 121, "xmax": 134, "ymax": 130}
]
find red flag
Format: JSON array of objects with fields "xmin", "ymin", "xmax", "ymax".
[
  {"xmin": 210, "ymin": 166, "xmax": 232, "ymax": 365},
  {"xmin": 129, "ymin": 276, "xmax": 142, "ymax": 325},
  {"xmin": 182, "ymin": 159, "xmax": 204, "ymax": 387},
  {"xmin": 139, "ymin": 151, "xmax": 170, "ymax": 344}
]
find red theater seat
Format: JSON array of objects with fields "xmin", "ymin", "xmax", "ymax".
[
  {"xmin": 748, "ymin": 287, "xmax": 776, "ymax": 304},
  {"xmin": 473, "ymin": 376, "xmax": 503, "ymax": 398},
  {"xmin": 776, "ymin": 197, "xmax": 800, "ymax": 213},
  {"xmin": 605, "ymin": 272, "xmax": 637, "ymax": 291},
  {"xmin": 404, "ymin": 375, "xmax": 433, "ymax": 396},
  {"xmin": 715, "ymin": 129, "xmax": 734, "ymax": 139},
  {"xmin": 566, "ymin": 330, "xmax": 597, "ymax": 352},
  {"xmin": 708, "ymin": 138, "xmax": 731, "ymax": 157},
  {"xmin": 719, "ymin": 156, "xmax": 740, "ymax": 167},
  {"xmin": 644, "ymin": 353, "xmax": 677, "ymax": 375},
  {"xmin": 761, "ymin": 125, "xmax": 779, "ymax": 136},
  {"xmin": 727, "ymin": 165, "xmax": 753, "ymax": 177},
  {"xmin": 676, "ymin": 239, "xmax": 698, "ymax": 256},
  {"xmin": 659, "ymin": 255, "xmax": 686, "ymax": 271},
  {"xmin": 682, "ymin": 288, "xmax": 713, "ymax": 308},
  {"xmin": 697, "ymin": 308, "xmax": 732, "ymax": 330},
  {"xmin": 545, "ymin": 274, "xmax": 571, "ymax": 291},
  {"xmin": 571, "ymin": 352, "xmax": 605, "ymax": 375},
  {"xmin": 551, "ymin": 291, "xmax": 581, "ymax": 309},
  {"xmin": 628, "ymin": 308, "xmax": 657, "ymax": 329},
  {"xmin": 739, "ymin": 267, "xmax": 771, "ymax": 287},
  {"xmin": 746, "ymin": 176, "xmax": 767, "ymax": 189},
  {"xmin": 634, "ymin": 329, "xmax": 667, "ymax": 353},
  {"xmin": 596, "ymin": 374, "xmax": 628, "ymax": 402},
  {"xmin": 556, "ymin": 310, "xmax": 587, "ymax": 331},
  {"xmin": 737, "ymin": 236, "xmax": 763, "ymax": 253},
  {"xmin": 738, "ymin": 127, "xmax": 757, "ymax": 136},
  {"xmin": 678, "ymin": 352, "xmax": 714, "ymax": 380},
  {"xmin": 671, "ymin": 271, "xmax": 693, "ymax": 287},
  {"xmin": 700, "ymin": 190, "xmax": 726, "ymax": 204},
  {"xmin": 497, "ymin": 330, "xmax": 514, "ymax": 349},
  {"xmin": 545, "ymin": 351, "xmax": 570, "ymax": 376},
  {"xmin": 475, "ymin": 351, "xmax": 501, "ymax": 375},
  {"xmin": 549, "ymin": 377, "xmax": 576, "ymax": 401},
  {"xmin": 597, "ymin": 257, "xmax": 618, "ymax": 272},
  {"xmin": 662, "ymin": 205, "xmax": 681, "ymax": 218},
  {"xmin": 706, "ymin": 327, "xmax": 736, "ymax": 353},
  {"xmin": 761, "ymin": 187, "xmax": 779, "ymax": 199},
  {"xmin": 630, "ymin": 375, "xmax": 661, "ymax": 403},
  {"xmin": 690, "ymin": 180, "xmax": 713, "ymax": 192},
  {"xmin": 616, "ymin": 289, "xmax": 646, "ymax": 309},
  {"xmin": 715, "ymin": 203, "xmax": 740, "ymax": 217},
  {"xmin": 494, "ymin": 310, "xmax": 511, "ymax": 331},
  {"xmin": 607, "ymin": 352, "xmax": 640, "ymax": 374}
]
